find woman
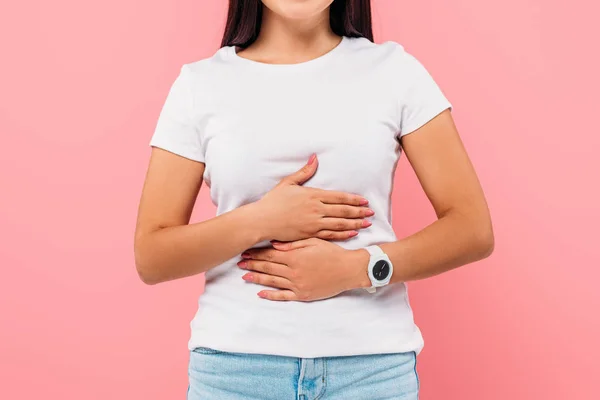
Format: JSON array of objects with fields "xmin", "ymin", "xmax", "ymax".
[{"xmin": 134, "ymin": 0, "xmax": 494, "ymax": 398}]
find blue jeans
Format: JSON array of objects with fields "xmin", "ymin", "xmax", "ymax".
[{"xmin": 187, "ymin": 347, "xmax": 419, "ymax": 399}]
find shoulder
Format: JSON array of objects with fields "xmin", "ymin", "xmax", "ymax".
[
  {"xmin": 345, "ymin": 37, "xmax": 410, "ymax": 62},
  {"xmin": 344, "ymin": 37, "xmax": 426, "ymax": 77},
  {"xmin": 178, "ymin": 46, "xmax": 234, "ymax": 82}
]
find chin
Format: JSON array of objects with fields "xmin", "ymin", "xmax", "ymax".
[{"xmin": 262, "ymin": 0, "xmax": 334, "ymax": 20}]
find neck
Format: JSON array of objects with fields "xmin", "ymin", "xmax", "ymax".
[{"xmin": 241, "ymin": 7, "xmax": 341, "ymax": 64}]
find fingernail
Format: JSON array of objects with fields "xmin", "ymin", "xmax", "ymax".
[
  {"xmin": 242, "ymin": 274, "xmax": 253, "ymax": 282},
  {"xmin": 365, "ymin": 208, "xmax": 375, "ymax": 216},
  {"xmin": 362, "ymin": 220, "xmax": 372, "ymax": 227},
  {"xmin": 241, "ymin": 252, "xmax": 250, "ymax": 258},
  {"xmin": 348, "ymin": 231, "xmax": 359, "ymax": 238},
  {"xmin": 257, "ymin": 291, "xmax": 267, "ymax": 298},
  {"xmin": 238, "ymin": 261, "xmax": 247, "ymax": 268},
  {"xmin": 359, "ymin": 198, "xmax": 369, "ymax": 206},
  {"xmin": 308, "ymin": 154, "xmax": 316, "ymax": 165}
]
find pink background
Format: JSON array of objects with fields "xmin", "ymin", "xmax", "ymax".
[{"xmin": 1, "ymin": 1, "xmax": 598, "ymax": 399}]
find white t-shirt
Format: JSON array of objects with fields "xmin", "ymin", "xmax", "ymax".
[{"xmin": 149, "ymin": 36, "xmax": 452, "ymax": 358}]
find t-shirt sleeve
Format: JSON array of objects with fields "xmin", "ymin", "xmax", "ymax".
[
  {"xmin": 397, "ymin": 50, "xmax": 452, "ymax": 138},
  {"xmin": 149, "ymin": 64, "xmax": 205, "ymax": 163}
]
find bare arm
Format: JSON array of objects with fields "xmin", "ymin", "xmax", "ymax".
[
  {"xmin": 377, "ymin": 108, "xmax": 495, "ymax": 283},
  {"xmin": 134, "ymin": 149, "xmax": 373, "ymax": 285},
  {"xmin": 134, "ymin": 148, "xmax": 261, "ymax": 284}
]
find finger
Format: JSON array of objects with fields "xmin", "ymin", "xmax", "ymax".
[
  {"xmin": 242, "ymin": 248, "xmax": 286, "ymax": 264},
  {"xmin": 242, "ymin": 271, "xmax": 292, "ymax": 289},
  {"xmin": 258, "ymin": 290, "xmax": 298, "ymax": 302},
  {"xmin": 319, "ymin": 217, "xmax": 372, "ymax": 232},
  {"xmin": 281, "ymin": 154, "xmax": 318, "ymax": 185},
  {"xmin": 313, "ymin": 189, "xmax": 369, "ymax": 206},
  {"xmin": 315, "ymin": 230, "xmax": 359, "ymax": 240},
  {"xmin": 271, "ymin": 237, "xmax": 321, "ymax": 251},
  {"xmin": 238, "ymin": 259, "xmax": 290, "ymax": 279},
  {"xmin": 322, "ymin": 204, "xmax": 375, "ymax": 219}
]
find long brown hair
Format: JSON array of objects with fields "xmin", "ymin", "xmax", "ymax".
[{"xmin": 220, "ymin": 0, "xmax": 373, "ymax": 48}]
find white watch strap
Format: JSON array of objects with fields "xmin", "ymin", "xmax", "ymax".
[
  {"xmin": 365, "ymin": 245, "xmax": 384, "ymax": 256},
  {"xmin": 364, "ymin": 245, "xmax": 385, "ymax": 293}
]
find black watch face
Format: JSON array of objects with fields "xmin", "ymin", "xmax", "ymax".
[{"xmin": 373, "ymin": 260, "xmax": 390, "ymax": 281}]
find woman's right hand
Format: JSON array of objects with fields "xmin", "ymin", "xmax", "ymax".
[{"xmin": 254, "ymin": 154, "xmax": 374, "ymax": 242}]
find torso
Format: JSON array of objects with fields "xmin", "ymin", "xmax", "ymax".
[{"xmin": 151, "ymin": 36, "xmax": 451, "ymax": 357}]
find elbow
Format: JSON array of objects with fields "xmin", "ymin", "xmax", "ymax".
[
  {"xmin": 454, "ymin": 206, "xmax": 494, "ymax": 261},
  {"xmin": 134, "ymin": 241, "xmax": 163, "ymax": 286},
  {"xmin": 474, "ymin": 225, "xmax": 495, "ymax": 260},
  {"xmin": 136, "ymin": 265, "xmax": 162, "ymax": 286},
  {"xmin": 135, "ymin": 255, "xmax": 160, "ymax": 285}
]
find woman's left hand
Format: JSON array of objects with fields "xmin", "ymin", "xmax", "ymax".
[{"xmin": 238, "ymin": 238, "xmax": 370, "ymax": 301}]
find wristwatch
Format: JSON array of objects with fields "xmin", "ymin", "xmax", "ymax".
[{"xmin": 364, "ymin": 245, "xmax": 394, "ymax": 293}]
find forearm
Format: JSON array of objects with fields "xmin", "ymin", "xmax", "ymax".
[
  {"xmin": 350, "ymin": 210, "xmax": 494, "ymax": 288},
  {"xmin": 385, "ymin": 210, "xmax": 494, "ymax": 283},
  {"xmin": 135, "ymin": 202, "xmax": 267, "ymax": 285}
]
